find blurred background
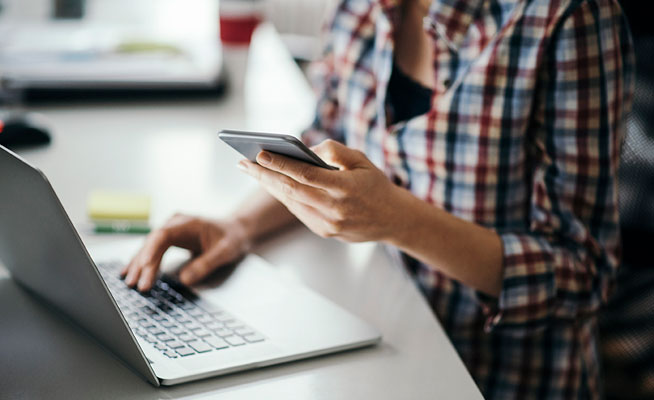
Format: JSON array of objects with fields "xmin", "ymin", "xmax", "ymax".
[
  {"xmin": 0, "ymin": 0, "xmax": 335, "ymax": 102},
  {"xmin": 0, "ymin": 0, "xmax": 339, "ymax": 236}
]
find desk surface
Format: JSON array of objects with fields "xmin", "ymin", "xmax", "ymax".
[{"xmin": 0, "ymin": 24, "xmax": 483, "ymax": 400}]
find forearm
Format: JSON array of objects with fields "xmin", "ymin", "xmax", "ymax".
[
  {"xmin": 385, "ymin": 186, "xmax": 504, "ymax": 297},
  {"xmin": 232, "ymin": 189, "xmax": 300, "ymax": 244}
]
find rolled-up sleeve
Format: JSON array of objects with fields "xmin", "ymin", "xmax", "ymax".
[{"xmin": 478, "ymin": 1, "xmax": 634, "ymax": 336}]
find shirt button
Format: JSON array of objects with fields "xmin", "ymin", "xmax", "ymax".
[
  {"xmin": 392, "ymin": 174, "xmax": 403, "ymax": 186},
  {"xmin": 442, "ymin": 78, "xmax": 452, "ymax": 89}
]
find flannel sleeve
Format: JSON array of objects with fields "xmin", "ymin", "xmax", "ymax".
[
  {"xmin": 300, "ymin": 3, "xmax": 346, "ymax": 147},
  {"xmin": 479, "ymin": 0, "xmax": 635, "ymax": 336}
]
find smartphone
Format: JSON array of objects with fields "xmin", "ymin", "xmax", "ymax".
[{"xmin": 218, "ymin": 130, "xmax": 338, "ymax": 170}]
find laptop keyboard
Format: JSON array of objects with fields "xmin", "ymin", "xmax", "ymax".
[{"xmin": 98, "ymin": 262, "xmax": 265, "ymax": 359}]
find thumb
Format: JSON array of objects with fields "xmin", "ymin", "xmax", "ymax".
[
  {"xmin": 178, "ymin": 241, "xmax": 236, "ymax": 285},
  {"xmin": 312, "ymin": 140, "xmax": 365, "ymax": 169}
]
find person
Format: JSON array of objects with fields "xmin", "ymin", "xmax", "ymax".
[{"xmin": 121, "ymin": 0, "xmax": 634, "ymax": 398}]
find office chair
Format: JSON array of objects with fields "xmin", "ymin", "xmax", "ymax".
[{"xmin": 600, "ymin": 1, "xmax": 654, "ymax": 398}]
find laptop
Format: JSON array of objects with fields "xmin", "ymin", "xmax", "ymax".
[{"xmin": 0, "ymin": 145, "xmax": 381, "ymax": 386}]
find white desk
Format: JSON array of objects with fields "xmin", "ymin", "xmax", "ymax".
[{"xmin": 0, "ymin": 24, "xmax": 483, "ymax": 399}]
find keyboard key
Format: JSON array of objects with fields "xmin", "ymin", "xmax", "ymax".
[
  {"xmin": 188, "ymin": 340, "xmax": 212, "ymax": 353},
  {"xmin": 179, "ymin": 302, "xmax": 196, "ymax": 311},
  {"xmin": 233, "ymin": 326, "xmax": 254, "ymax": 336},
  {"xmin": 156, "ymin": 281, "xmax": 170, "ymax": 291},
  {"xmin": 204, "ymin": 336, "xmax": 229, "ymax": 349},
  {"xmin": 225, "ymin": 320, "xmax": 243, "ymax": 329},
  {"xmin": 163, "ymin": 350, "xmax": 178, "ymax": 358},
  {"xmin": 224, "ymin": 335, "xmax": 246, "ymax": 346},
  {"xmin": 154, "ymin": 343, "xmax": 167, "ymax": 351},
  {"xmin": 195, "ymin": 314, "xmax": 214, "ymax": 323},
  {"xmin": 138, "ymin": 319, "xmax": 155, "ymax": 328},
  {"xmin": 170, "ymin": 326, "xmax": 185, "ymax": 336},
  {"xmin": 141, "ymin": 305, "xmax": 158, "ymax": 316},
  {"xmin": 187, "ymin": 308, "xmax": 205, "ymax": 317},
  {"xmin": 133, "ymin": 328, "xmax": 148, "ymax": 337},
  {"xmin": 158, "ymin": 334, "xmax": 174, "ymax": 342},
  {"xmin": 167, "ymin": 340, "xmax": 185, "ymax": 349},
  {"xmin": 213, "ymin": 328, "xmax": 233, "ymax": 338},
  {"xmin": 144, "ymin": 335, "xmax": 158, "ymax": 343},
  {"xmin": 204, "ymin": 321, "xmax": 223, "ymax": 330},
  {"xmin": 243, "ymin": 333, "xmax": 265, "ymax": 343},
  {"xmin": 178, "ymin": 334, "xmax": 196, "ymax": 342},
  {"xmin": 147, "ymin": 326, "xmax": 165, "ymax": 336},
  {"xmin": 184, "ymin": 322, "xmax": 202, "ymax": 330},
  {"xmin": 215, "ymin": 314, "xmax": 234, "ymax": 323},
  {"xmin": 194, "ymin": 328, "xmax": 211, "ymax": 338},
  {"xmin": 175, "ymin": 347, "xmax": 195, "ymax": 357},
  {"xmin": 160, "ymin": 319, "xmax": 176, "ymax": 328}
]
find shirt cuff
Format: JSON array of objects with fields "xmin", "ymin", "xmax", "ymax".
[{"xmin": 475, "ymin": 233, "xmax": 557, "ymax": 336}]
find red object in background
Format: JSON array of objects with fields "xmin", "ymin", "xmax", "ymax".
[
  {"xmin": 220, "ymin": 15, "xmax": 261, "ymax": 45},
  {"xmin": 0, "ymin": 119, "xmax": 4, "ymax": 134}
]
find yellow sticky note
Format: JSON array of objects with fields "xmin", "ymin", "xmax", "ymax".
[{"xmin": 87, "ymin": 190, "xmax": 151, "ymax": 221}]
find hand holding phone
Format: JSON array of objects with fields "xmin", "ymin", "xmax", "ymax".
[{"xmin": 218, "ymin": 130, "xmax": 338, "ymax": 170}]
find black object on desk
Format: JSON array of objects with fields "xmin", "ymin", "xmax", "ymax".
[{"xmin": 0, "ymin": 113, "xmax": 51, "ymax": 149}]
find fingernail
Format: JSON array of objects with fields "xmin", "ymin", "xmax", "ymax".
[
  {"xmin": 237, "ymin": 161, "xmax": 249, "ymax": 172},
  {"xmin": 257, "ymin": 152, "xmax": 271, "ymax": 165}
]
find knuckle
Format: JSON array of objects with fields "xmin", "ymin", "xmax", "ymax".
[
  {"xmin": 298, "ymin": 167, "xmax": 314, "ymax": 183},
  {"xmin": 168, "ymin": 212, "xmax": 186, "ymax": 225},
  {"xmin": 317, "ymin": 228, "xmax": 332, "ymax": 239},
  {"xmin": 324, "ymin": 139, "xmax": 338, "ymax": 149},
  {"xmin": 328, "ymin": 217, "xmax": 346, "ymax": 234},
  {"xmin": 333, "ymin": 205, "xmax": 347, "ymax": 221},
  {"xmin": 281, "ymin": 179, "xmax": 296, "ymax": 196},
  {"xmin": 275, "ymin": 157, "xmax": 287, "ymax": 171},
  {"xmin": 152, "ymin": 228, "xmax": 169, "ymax": 243},
  {"xmin": 251, "ymin": 168, "xmax": 262, "ymax": 180}
]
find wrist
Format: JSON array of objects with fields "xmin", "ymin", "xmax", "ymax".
[
  {"xmin": 227, "ymin": 214, "xmax": 256, "ymax": 251},
  {"xmin": 380, "ymin": 184, "xmax": 422, "ymax": 247}
]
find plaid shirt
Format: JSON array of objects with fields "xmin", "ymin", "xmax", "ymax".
[{"xmin": 302, "ymin": 0, "xmax": 634, "ymax": 398}]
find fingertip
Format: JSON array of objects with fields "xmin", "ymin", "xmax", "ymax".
[
  {"xmin": 125, "ymin": 269, "xmax": 139, "ymax": 287},
  {"xmin": 179, "ymin": 268, "xmax": 196, "ymax": 286},
  {"xmin": 137, "ymin": 278, "xmax": 152, "ymax": 293},
  {"xmin": 256, "ymin": 151, "xmax": 272, "ymax": 166}
]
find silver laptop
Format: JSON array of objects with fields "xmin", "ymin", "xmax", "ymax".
[{"xmin": 0, "ymin": 145, "xmax": 381, "ymax": 386}]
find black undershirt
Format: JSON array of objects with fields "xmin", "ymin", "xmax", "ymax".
[{"xmin": 386, "ymin": 63, "xmax": 433, "ymax": 124}]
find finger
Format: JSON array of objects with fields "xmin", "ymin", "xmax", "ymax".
[
  {"xmin": 126, "ymin": 221, "xmax": 194, "ymax": 289},
  {"xmin": 240, "ymin": 161, "xmax": 333, "ymax": 207},
  {"xmin": 120, "ymin": 259, "xmax": 131, "ymax": 277},
  {"xmin": 286, "ymin": 200, "xmax": 342, "ymax": 239},
  {"xmin": 137, "ymin": 263, "xmax": 159, "ymax": 292},
  {"xmin": 312, "ymin": 140, "xmax": 366, "ymax": 169},
  {"xmin": 255, "ymin": 151, "xmax": 340, "ymax": 189},
  {"xmin": 178, "ymin": 241, "xmax": 235, "ymax": 286},
  {"xmin": 124, "ymin": 260, "xmax": 141, "ymax": 287}
]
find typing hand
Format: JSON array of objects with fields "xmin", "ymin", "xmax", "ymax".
[
  {"xmin": 121, "ymin": 214, "xmax": 251, "ymax": 292},
  {"xmin": 238, "ymin": 139, "xmax": 404, "ymax": 243}
]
